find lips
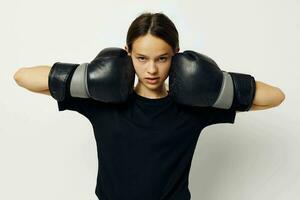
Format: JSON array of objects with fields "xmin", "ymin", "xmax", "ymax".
[
  {"xmin": 145, "ymin": 77, "xmax": 159, "ymax": 84},
  {"xmin": 145, "ymin": 77, "xmax": 159, "ymax": 79}
]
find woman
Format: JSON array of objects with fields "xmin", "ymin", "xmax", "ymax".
[{"xmin": 14, "ymin": 12, "xmax": 285, "ymax": 200}]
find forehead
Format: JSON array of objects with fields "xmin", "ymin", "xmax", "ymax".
[{"xmin": 132, "ymin": 35, "xmax": 172, "ymax": 56}]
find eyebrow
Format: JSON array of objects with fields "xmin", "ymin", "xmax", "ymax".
[{"xmin": 135, "ymin": 53, "xmax": 169, "ymax": 57}]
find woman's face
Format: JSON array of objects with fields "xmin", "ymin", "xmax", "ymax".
[{"xmin": 125, "ymin": 34, "xmax": 179, "ymax": 93}]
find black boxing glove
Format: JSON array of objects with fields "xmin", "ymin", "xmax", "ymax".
[
  {"xmin": 49, "ymin": 47, "xmax": 136, "ymax": 103},
  {"xmin": 169, "ymin": 50, "xmax": 256, "ymax": 111}
]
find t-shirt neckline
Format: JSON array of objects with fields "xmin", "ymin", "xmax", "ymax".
[{"xmin": 132, "ymin": 90, "xmax": 171, "ymax": 105}]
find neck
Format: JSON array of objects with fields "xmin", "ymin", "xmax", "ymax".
[{"xmin": 134, "ymin": 83, "xmax": 168, "ymax": 99}]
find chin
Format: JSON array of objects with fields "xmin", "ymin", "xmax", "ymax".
[{"xmin": 144, "ymin": 81, "xmax": 164, "ymax": 90}]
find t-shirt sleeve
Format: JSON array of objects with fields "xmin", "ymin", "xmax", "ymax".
[
  {"xmin": 204, "ymin": 107, "xmax": 236, "ymax": 126},
  {"xmin": 187, "ymin": 105, "xmax": 236, "ymax": 127},
  {"xmin": 56, "ymin": 95, "xmax": 96, "ymax": 119}
]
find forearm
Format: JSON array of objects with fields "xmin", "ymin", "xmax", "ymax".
[
  {"xmin": 250, "ymin": 81, "xmax": 285, "ymax": 110},
  {"xmin": 14, "ymin": 65, "xmax": 51, "ymax": 92}
]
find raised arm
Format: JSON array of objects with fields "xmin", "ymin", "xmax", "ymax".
[
  {"xmin": 13, "ymin": 47, "xmax": 136, "ymax": 103},
  {"xmin": 249, "ymin": 81, "xmax": 285, "ymax": 111},
  {"xmin": 13, "ymin": 65, "xmax": 51, "ymax": 95},
  {"xmin": 169, "ymin": 50, "xmax": 286, "ymax": 112}
]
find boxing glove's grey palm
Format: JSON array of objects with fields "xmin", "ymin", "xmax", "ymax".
[
  {"xmin": 169, "ymin": 50, "xmax": 256, "ymax": 111},
  {"xmin": 49, "ymin": 47, "xmax": 135, "ymax": 103}
]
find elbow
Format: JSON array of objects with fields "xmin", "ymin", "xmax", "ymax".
[
  {"xmin": 13, "ymin": 67, "xmax": 26, "ymax": 86},
  {"xmin": 279, "ymin": 88, "xmax": 286, "ymax": 104},
  {"xmin": 273, "ymin": 87, "xmax": 285, "ymax": 107}
]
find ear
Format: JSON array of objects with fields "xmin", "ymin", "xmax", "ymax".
[
  {"xmin": 172, "ymin": 48, "xmax": 180, "ymax": 56},
  {"xmin": 124, "ymin": 45, "xmax": 131, "ymax": 56}
]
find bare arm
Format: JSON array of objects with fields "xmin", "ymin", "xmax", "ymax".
[
  {"xmin": 13, "ymin": 65, "xmax": 51, "ymax": 96},
  {"xmin": 249, "ymin": 81, "xmax": 285, "ymax": 111}
]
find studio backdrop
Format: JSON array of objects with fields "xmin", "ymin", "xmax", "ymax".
[{"xmin": 1, "ymin": 0, "xmax": 299, "ymax": 200}]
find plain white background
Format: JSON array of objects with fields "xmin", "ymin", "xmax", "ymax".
[{"xmin": 1, "ymin": 0, "xmax": 299, "ymax": 199}]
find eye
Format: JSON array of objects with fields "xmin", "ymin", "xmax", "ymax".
[
  {"xmin": 137, "ymin": 56, "xmax": 168, "ymax": 62},
  {"xmin": 159, "ymin": 57, "xmax": 168, "ymax": 62},
  {"xmin": 137, "ymin": 57, "xmax": 146, "ymax": 62}
]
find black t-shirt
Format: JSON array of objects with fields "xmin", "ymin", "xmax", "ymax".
[{"xmin": 56, "ymin": 91, "xmax": 236, "ymax": 200}]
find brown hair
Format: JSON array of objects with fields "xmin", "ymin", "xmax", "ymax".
[{"xmin": 126, "ymin": 12, "xmax": 179, "ymax": 54}]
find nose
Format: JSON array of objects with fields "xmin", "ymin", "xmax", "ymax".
[{"xmin": 146, "ymin": 60, "xmax": 158, "ymax": 74}]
